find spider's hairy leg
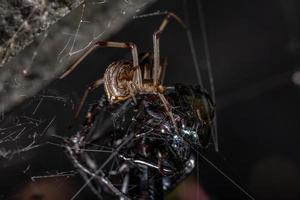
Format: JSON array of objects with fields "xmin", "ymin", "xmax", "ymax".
[
  {"xmin": 60, "ymin": 41, "xmax": 142, "ymax": 82},
  {"xmin": 158, "ymin": 93, "xmax": 178, "ymax": 133},
  {"xmin": 60, "ymin": 43, "xmax": 99, "ymax": 79},
  {"xmin": 153, "ymin": 12, "xmax": 187, "ymax": 85}
]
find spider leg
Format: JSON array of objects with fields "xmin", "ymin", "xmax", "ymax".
[
  {"xmin": 60, "ymin": 41, "xmax": 142, "ymax": 83},
  {"xmin": 158, "ymin": 93, "xmax": 178, "ymax": 132},
  {"xmin": 75, "ymin": 77, "xmax": 104, "ymax": 118},
  {"xmin": 153, "ymin": 12, "xmax": 187, "ymax": 85}
]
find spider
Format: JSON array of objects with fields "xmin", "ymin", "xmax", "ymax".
[{"xmin": 60, "ymin": 12, "xmax": 188, "ymax": 131}]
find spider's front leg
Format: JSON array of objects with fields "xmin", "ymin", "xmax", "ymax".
[
  {"xmin": 152, "ymin": 12, "xmax": 187, "ymax": 85},
  {"xmin": 60, "ymin": 41, "xmax": 142, "ymax": 80}
]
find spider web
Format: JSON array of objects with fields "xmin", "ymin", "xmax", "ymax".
[{"xmin": 0, "ymin": 0, "xmax": 256, "ymax": 200}]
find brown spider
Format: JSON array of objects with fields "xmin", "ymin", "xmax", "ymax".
[{"xmin": 60, "ymin": 12, "xmax": 187, "ymax": 131}]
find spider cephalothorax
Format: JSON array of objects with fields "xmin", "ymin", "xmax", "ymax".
[{"xmin": 102, "ymin": 53, "xmax": 166, "ymax": 104}]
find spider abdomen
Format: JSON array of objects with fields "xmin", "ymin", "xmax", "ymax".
[{"xmin": 104, "ymin": 60, "xmax": 135, "ymax": 103}]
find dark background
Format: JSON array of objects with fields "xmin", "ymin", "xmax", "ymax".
[{"xmin": 1, "ymin": 0, "xmax": 300, "ymax": 199}]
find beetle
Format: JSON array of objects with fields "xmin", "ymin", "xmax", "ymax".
[{"xmin": 66, "ymin": 84, "xmax": 214, "ymax": 199}]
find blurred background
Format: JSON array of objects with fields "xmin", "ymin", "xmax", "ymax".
[{"xmin": 1, "ymin": 0, "xmax": 300, "ymax": 199}]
